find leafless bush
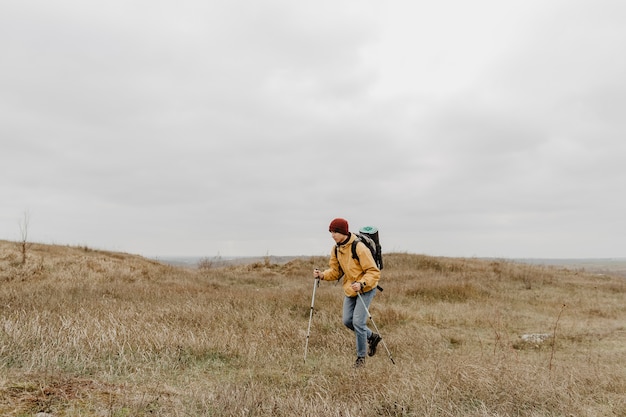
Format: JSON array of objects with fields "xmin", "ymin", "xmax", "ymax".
[
  {"xmin": 17, "ymin": 211, "xmax": 31, "ymax": 265},
  {"xmin": 197, "ymin": 257, "xmax": 214, "ymax": 270}
]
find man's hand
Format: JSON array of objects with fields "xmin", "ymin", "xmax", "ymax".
[{"xmin": 313, "ymin": 269, "xmax": 323, "ymax": 279}]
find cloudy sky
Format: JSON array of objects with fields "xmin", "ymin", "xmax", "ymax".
[{"xmin": 2, "ymin": 0, "xmax": 625, "ymax": 259}]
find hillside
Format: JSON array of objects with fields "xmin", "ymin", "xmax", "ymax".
[{"xmin": 1, "ymin": 240, "xmax": 625, "ymax": 416}]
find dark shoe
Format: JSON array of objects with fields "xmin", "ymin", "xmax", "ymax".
[
  {"xmin": 354, "ymin": 357, "xmax": 366, "ymax": 368},
  {"xmin": 368, "ymin": 333, "xmax": 382, "ymax": 357}
]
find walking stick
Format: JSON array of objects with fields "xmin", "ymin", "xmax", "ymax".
[
  {"xmin": 357, "ymin": 292, "xmax": 396, "ymax": 365},
  {"xmin": 304, "ymin": 277, "xmax": 320, "ymax": 362}
]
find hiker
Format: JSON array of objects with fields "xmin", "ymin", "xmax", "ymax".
[{"xmin": 313, "ymin": 218, "xmax": 382, "ymax": 368}]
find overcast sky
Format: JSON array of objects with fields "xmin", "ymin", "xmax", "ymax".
[{"xmin": 2, "ymin": 0, "xmax": 625, "ymax": 259}]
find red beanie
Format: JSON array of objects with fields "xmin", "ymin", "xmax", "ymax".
[{"xmin": 329, "ymin": 218, "xmax": 349, "ymax": 235}]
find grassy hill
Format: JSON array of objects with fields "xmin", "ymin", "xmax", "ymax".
[{"xmin": 1, "ymin": 240, "xmax": 625, "ymax": 416}]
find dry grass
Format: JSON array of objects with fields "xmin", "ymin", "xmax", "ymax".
[{"xmin": 1, "ymin": 241, "xmax": 625, "ymax": 416}]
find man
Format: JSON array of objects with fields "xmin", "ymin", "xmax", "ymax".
[{"xmin": 313, "ymin": 218, "xmax": 382, "ymax": 368}]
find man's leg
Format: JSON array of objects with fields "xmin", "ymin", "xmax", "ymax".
[
  {"xmin": 353, "ymin": 289, "xmax": 376, "ymax": 358},
  {"xmin": 342, "ymin": 295, "xmax": 357, "ymax": 331}
]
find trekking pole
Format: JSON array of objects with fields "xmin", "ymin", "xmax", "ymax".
[
  {"xmin": 357, "ymin": 292, "xmax": 396, "ymax": 365},
  {"xmin": 304, "ymin": 276, "xmax": 320, "ymax": 362}
]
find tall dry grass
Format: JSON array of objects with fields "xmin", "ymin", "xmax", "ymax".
[{"xmin": 1, "ymin": 240, "xmax": 625, "ymax": 416}]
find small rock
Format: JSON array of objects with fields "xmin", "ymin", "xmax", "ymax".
[{"xmin": 521, "ymin": 333, "xmax": 552, "ymax": 344}]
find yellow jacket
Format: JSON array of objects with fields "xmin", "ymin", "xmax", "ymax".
[{"xmin": 321, "ymin": 233, "xmax": 380, "ymax": 297}]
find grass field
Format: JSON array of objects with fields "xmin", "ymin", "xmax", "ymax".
[{"xmin": 1, "ymin": 240, "xmax": 625, "ymax": 416}]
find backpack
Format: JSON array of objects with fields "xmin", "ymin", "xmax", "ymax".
[
  {"xmin": 334, "ymin": 226, "xmax": 383, "ymax": 269},
  {"xmin": 334, "ymin": 226, "xmax": 384, "ymax": 291}
]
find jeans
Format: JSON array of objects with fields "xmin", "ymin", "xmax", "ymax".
[{"xmin": 342, "ymin": 288, "xmax": 377, "ymax": 358}]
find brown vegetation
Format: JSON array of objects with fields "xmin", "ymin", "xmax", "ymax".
[{"xmin": 1, "ymin": 240, "xmax": 625, "ymax": 416}]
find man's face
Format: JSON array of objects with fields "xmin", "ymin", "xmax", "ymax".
[{"xmin": 330, "ymin": 231, "xmax": 347, "ymax": 244}]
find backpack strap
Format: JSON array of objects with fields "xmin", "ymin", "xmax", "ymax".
[
  {"xmin": 351, "ymin": 237, "xmax": 361, "ymax": 263},
  {"xmin": 333, "ymin": 245, "xmax": 344, "ymax": 280},
  {"xmin": 334, "ymin": 239, "xmax": 361, "ymax": 278},
  {"xmin": 335, "ymin": 238, "xmax": 369, "ymax": 267}
]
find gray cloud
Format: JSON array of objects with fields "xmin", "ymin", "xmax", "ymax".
[{"xmin": 1, "ymin": 0, "xmax": 625, "ymax": 258}]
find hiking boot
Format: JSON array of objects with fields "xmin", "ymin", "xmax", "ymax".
[
  {"xmin": 354, "ymin": 357, "xmax": 366, "ymax": 368},
  {"xmin": 368, "ymin": 333, "xmax": 382, "ymax": 357}
]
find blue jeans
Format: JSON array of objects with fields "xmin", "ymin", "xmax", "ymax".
[{"xmin": 342, "ymin": 288, "xmax": 376, "ymax": 358}]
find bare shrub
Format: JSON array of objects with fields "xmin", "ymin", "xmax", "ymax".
[
  {"xmin": 17, "ymin": 211, "xmax": 31, "ymax": 266},
  {"xmin": 197, "ymin": 257, "xmax": 213, "ymax": 270}
]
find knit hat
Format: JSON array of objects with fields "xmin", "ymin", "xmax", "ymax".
[{"xmin": 329, "ymin": 218, "xmax": 349, "ymax": 235}]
